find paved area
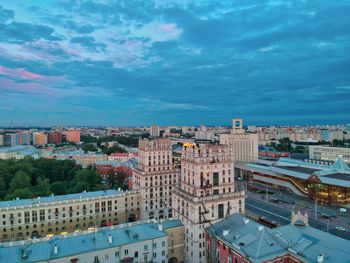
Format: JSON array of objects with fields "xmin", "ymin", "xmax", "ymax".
[
  {"xmin": 245, "ymin": 196, "xmax": 350, "ymax": 240},
  {"xmin": 241, "ymin": 179, "xmax": 350, "ymax": 241}
]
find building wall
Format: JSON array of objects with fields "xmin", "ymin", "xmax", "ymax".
[
  {"xmin": 309, "ymin": 146, "xmax": 350, "ymax": 162},
  {"xmin": 206, "ymin": 237, "xmax": 302, "ymax": 263},
  {"xmin": 0, "ymin": 191, "xmax": 140, "ymax": 242},
  {"xmin": 41, "ymin": 236, "xmax": 168, "ymax": 263},
  {"xmin": 64, "ymin": 130, "xmax": 81, "ymax": 143},
  {"xmin": 219, "ymin": 119, "xmax": 258, "ymax": 163},
  {"xmin": 133, "ymin": 138, "xmax": 179, "ymax": 220},
  {"xmin": 173, "ymin": 143, "xmax": 245, "ymax": 263}
]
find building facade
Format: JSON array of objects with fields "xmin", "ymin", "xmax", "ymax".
[
  {"xmin": 49, "ymin": 131, "xmax": 63, "ymax": 145},
  {"xmin": 33, "ymin": 132, "xmax": 48, "ymax": 145},
  {"xmin": 220, "ymin": 119, "xmax": 258, "ymax": 163},
  {"xmin": 0, "ymin": 190, "xmax": 140, "ymax": 242},
  {"xmin": 133, "ymin": 138, "xmax": 179, "ymax": 220},
  {"xmin": 150, "ymin": 125, "xmax": 161, "ymax": 137},
  {"xmin": 173, "ymin": 143, "xmax": 245, "ymax": 263},
  {"xmin": 309, "ymin": 145, "xmax": 350, "ymax": 162},
  {"xmin": 0, "ymin": 219, "xmax": 185, "ymax": 263},
  {"xmin": 64, "ymin": 129, "xmax": 81, "ymax": 143}
]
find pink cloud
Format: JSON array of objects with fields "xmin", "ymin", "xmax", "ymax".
[{"xmin": 0, "ymin": 66, "xmax": 45, "ymax": 80}]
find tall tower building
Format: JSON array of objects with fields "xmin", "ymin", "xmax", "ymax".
[
  {"xmin": 133, "ymin": 138, "xmax": 179, "ymax": 220},
  {"xmin": 173, "ymin": 143, "xmax": 245, "ymax": 263},
  {"xmin": 220, "ymin": 118, "xmax": 258, "ymax": 163},
  {"xmin": 150, "ymin": 125, "xmax": 160, "ymax": 137}
]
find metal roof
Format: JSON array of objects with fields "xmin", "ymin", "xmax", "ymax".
[
  {"xmin": 209, "ymin": 213, "xmax": 350, "ymax": 263},
  {"xmin": 0, "ymin": 219, "xmax": 182, "ymax": 263},
  {"xmin": 0, "ymin": 189, "xmax": 134, "ymax": 209}
]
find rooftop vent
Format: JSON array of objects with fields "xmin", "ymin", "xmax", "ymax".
[
  {"xmin": 223, "ymin": 230, "xmax": 230, "ymax": 236},
  {"xmin": 317, "ymin": 254, "xmax": 324, "ymax": 263},
  {"xmin": 21, "ymin": 249, "xmax": 28, "ymax": 259},
  {"xmin": 158, "ymin": 224, "xmax": 163, "ymax": 231},
  {"xmin": 243, "ymin": 218, "xmax": 250, "ymax": 225},
  {"xmin": 53, "ymin": 244, "xmax": 58, "ymax": 255},
  {"xmin": 258, "ymin": 226, "xmax": 264, "ymax": 232},
  {"xmin": 108, "ymin": 234, "xmax": 113, "ymax": 244}
]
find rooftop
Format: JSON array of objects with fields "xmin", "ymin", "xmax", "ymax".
[
  {"xmin": 209, "ymin": 213, "xmax": 350, "ymax": 263},
  {"xmin": 0, "ymin": 189, "xmax": 136, "ymax": 209},
  {"xmin": 0, "ymin": 219, "xmax": 182, "ymax": 262}
]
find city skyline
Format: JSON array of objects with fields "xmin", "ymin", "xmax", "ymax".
[{"xmin": 0, "ymin": 0, "xmax": 349, "ymax": 126}]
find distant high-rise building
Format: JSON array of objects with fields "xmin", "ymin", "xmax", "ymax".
[
  {"xmin": 48, "ymin": 131, "xmax": 62, "ymax": 144},
  {"xmin": 220, "ymin": 118, "xmax": 258, "ymax": 162},
  {"xmin": 16, "ymin": 132, "xmax": 31, "ymax": 145},
  {"xmin": 32, "ymin": 132, "xmax": 48, "ymax": 145},
  {"xmin": 4, "ymin": 134, "xmax": 16, "ymax": 147},
  {"xmin": 150, "ymin": 125, "xmax": 160, "ymax": 137},
  {"xmin": 133, "ymin": 138, "xmax": 179, "ymax": 220},
  {"xmin": 173, "ymin": 143, "xmax": 245, "ymax": 263},
  {"xmin": 64, "ymin": 129, "xmax": 81, "ymax": 143}
]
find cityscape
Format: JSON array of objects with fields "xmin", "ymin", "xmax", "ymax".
[{"xmin": 1, "ymin": 1, "xmax": 350, "ymax": 263}]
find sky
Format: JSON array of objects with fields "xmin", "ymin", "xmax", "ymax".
[{"xmin": 0, "ymin": 0, "xmax": 349, "ymax": 127}]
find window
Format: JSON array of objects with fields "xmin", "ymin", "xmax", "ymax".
[
  {"xmin": 124, "ymin": 249, "xmax": 128, "ymax": 255},
  {"xmin": 213, "ymin": 172, "xmax": 219, "ymax": 186},
  {"xmin": 218, "ymin": 204, "xmax": 224, "ymax": 219},
  {"xmin": 144, "ymin": 244, "xmax": 148, "ymax": 251},
  {"xmin": 135, "ymin": 251, "xmax": 138, "ymax": 258},
  {"xmin": 153, "ymin": 243, "xmax": 157, "ymax": 248},
  {"xmin": 115, "ymin": 251, "xmax": 119, "ymax": 258},
  {"xmin": 162, "ymin": 241, "xmax": 165, "ymax": 247}
]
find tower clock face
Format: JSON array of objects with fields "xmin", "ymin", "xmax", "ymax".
[{"xmin": 235, "ymin": 121, "xmax": 241, "ymax": 127}]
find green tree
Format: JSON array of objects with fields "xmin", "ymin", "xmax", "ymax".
[
  {"xmin": 32, "ymin": 178, "xmax": 51, "ymax": 196},
  {"xmin": 108, "ymin": 170, "xmax": 129, "ymax": 189},
  {"xmin": 10, "ymin": 171, "xmax": 31, "ymax": 192},
  {"xmin": 72, "ymin": 169, "xmax": 101, "ymax": 192},
  {"xmin": 50, "ymin": 182, "xmax": 67, "ymax": 195},
  {"xmin": 4, "ymin": 188, "xmax": 33, "ymax": 200}
]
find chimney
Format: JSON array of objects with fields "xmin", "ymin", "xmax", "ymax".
[
  {"xmin": 53, "ymin": 244, "xmax": 58, "ymax": 255},
  {"xmin": 243, "ymin": 218, "xmax": 250, "ymax": 225},
  {"xmin": 158, "ymin": 224, "xmax": 163, "ymax": 231},
  {"xmin": 108, "ymin": 234, "xmax": 113, "ymax": 244},
  {"xmin": 317, "ymin": 254, "xmax": 324, "ymax": 263}
]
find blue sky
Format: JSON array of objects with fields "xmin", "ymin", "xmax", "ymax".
[{"xmin": 0, "ymin": 0, "xmax": 349, "ymax": 126}]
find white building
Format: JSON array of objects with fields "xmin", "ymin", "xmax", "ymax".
[
  {"xmin": 309, "ymin": 146, "xmax": 350, "ymax": 162},
  {"xmin": 150, "ymin": 125, "xmax": 160, "ymax": 137},
  {"xmin": 220, "ymin": 118, "xmax": 258, "ymax": 163},
  {"xmin": 133, "ymin": 138, "xmax": 179, "ymax": 220},
  {"xmin": 173, "ymin": 143, "xmax": 245, "ymax": 263}
]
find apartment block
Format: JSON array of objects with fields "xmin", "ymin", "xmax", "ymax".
[
  {"xmin": 0, "ymin": 190, "xmax": 140, "ymax": 242},
  {"xmin": 133, "ymin": 138, "xmax": 179, "ymax": 220},
  {"xmin": 0, "ymin": 219, "xmax": 184, "ymax": 263}
]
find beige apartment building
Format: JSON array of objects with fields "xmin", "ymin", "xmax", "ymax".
[
  {"xmin": 0, "ymin": 189, "xmax": 140, "ymax": 242},
  {"xmin": 0, "ymin": 219, "xmax": 184, "ymax": 263},
  {"xmin": 133, "ymin": 138, "xmax": 179, "ymax": 220},
  {"xmin": 220, "ymin": 118, "xmax": 258, "ymax": 163},
  {"xmin": 173, "ymin": 143, "xmax": 245, "ymax": 263}
]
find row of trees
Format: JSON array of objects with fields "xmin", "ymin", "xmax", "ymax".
[
  {"xmin": 0, "ymin": 157, "xmax": 105, "ymax": 201},
  {"xmin": 80, "ymin": 134, "xmax": 149, "ymax": 148}
]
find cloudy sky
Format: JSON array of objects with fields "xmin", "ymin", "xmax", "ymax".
[{"xmin": 0, "ymin": 0, "xmax": 349, "ymax": 126}]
